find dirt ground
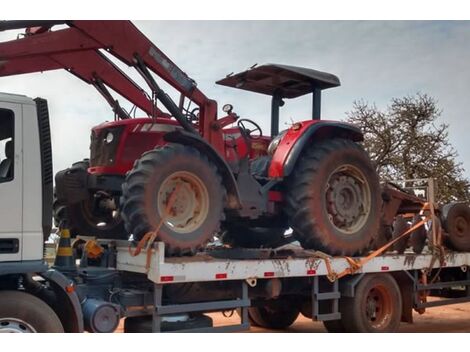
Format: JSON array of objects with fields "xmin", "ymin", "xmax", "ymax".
[{"xmin": 116, "ymin": 299, "xmax": 470, "ymax": 333}]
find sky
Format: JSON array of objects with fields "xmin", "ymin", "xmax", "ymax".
[{"xmin": 0, "ymin": 21, "xmax": 469, "ymax": 178}]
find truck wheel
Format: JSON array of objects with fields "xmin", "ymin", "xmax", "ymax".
[
  {"xmin": 221, "ymin": 225, "xmax": 287, "ymax": 248},
  {"xmin": 286, "ymin": 138, "xmax": 381, "ymax": 256},
  {"xmin": 53, "ymin": 160, "xmax": 127, "ymax": 240},
  {"xmin": 323, "ymin": 319, "xmax": 346, "ymax": 333},
  {"xmin": 248, "ymin": 298, "xmax": 300, "ymax": 329},
  {"xmin": 340, "ymin": 274, "xmax": 402, "ymax": 333},
  {"xmin": 441, "ymin": 202, "xmax": 470, "ymax": 251},
  {"xmin": 121, "ymin": 144, "xmax": 224, "ymax": 255},
  {"xmin": 0, "ymin": 291, "xmax": 64, "ymax": 333}
]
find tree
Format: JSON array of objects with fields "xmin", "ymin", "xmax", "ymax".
[{"xmin": 347, "ymin": 93, "xmax": 470, "ymax": 203}]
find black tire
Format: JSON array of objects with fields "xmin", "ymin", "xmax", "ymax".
[
  {"xmin": 124, "ymin": 314, "xmax": 213, "ymax": 332},
  {"xmin": 0, "ymin": 291, "xmax": 64, "ymax": 333},
  {"xmin": 323, "ymin": 319, "xmax": 347, "ymax": 333},
  {"xmin": 340, "ymin": 274, "xmax": 402, "ymax": 333},
  {"xmin": 248, "ymin": 298, "xmax": 300, "ymax": 329},
  {"xmin": 410, "ymin": 215, "xmax": 427, "ymax": 254},
  {"xmin": 392, "ymin": 215, "xmax": 409, "ymax": 254},
  {"xmin": 53, "ymin": 160, "xmax": 127, "ymax": 240},
  {"xmin": 286, "ymin": 138, "xmax": 381, "ymax": 256},
  {"xmin": 221, "ymin": 224, "xmax": 287, "ymax": 248},
  {"xmin": 441, "ymin": 202, "xmax": 470, "ymax": 251},
  {"xmin": 121, "ymin": 144, "xmax": 224, "ymax": 255}
]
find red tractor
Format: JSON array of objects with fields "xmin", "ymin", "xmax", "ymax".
[{"xmin": 0, "ymin": 21, "xmax": 381, "ymax": 255}]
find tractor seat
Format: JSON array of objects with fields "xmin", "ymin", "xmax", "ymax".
[
  {"xmin": 0, "ymin": 141, "xmax": 13, "ymax": 179},
  {"xmin": 250, "ymin": 155, "xmax": 271, "ymax": 178}
]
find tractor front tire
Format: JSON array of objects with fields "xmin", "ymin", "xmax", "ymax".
[
  {"xmin": 286, "ymin": 138, "xmax": 381, "ymax": 256},
  {"xmin": 121, "ymin": 145, "xmax": 224, "ymax": 256},
  {"xmin": 53, "ymin": 160, "xmax": 126, "ymax": 240}
]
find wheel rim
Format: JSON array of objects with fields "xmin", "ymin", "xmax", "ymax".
[
  {"xmin": 364, "ymin": 285, "xmax": 393, "ymax": 330},
  {"xmin": 325, "ymin": 164, "xmax": 372, "ymax": 234},
  {"xmin": 0, "ymin": 318, "xmax": 36, "ymax": 333},
  {"xmin": 157, "ymin": 171, "xmax": 210, "ymax": 234}
]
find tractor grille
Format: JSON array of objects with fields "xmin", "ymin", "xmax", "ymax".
[{"xmin": 90, "ymin": 126, "xmax": 124, "ymax": 167}]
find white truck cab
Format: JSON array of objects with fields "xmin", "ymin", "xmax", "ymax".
[{"xmin": 0, "ymin": 93, "xmax": 51, "ymax": 264}]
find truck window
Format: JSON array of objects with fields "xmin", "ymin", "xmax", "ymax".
[{"xmin": 0, "ymin": 109, "xmax": 14, "ymax": 182}]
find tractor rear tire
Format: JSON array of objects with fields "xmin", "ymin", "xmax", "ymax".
[
  {"xmin": 120, "ymin": 144, "xmax": 224, "ymax": 256},
  {"xmin": 248, "ymin": 298, "xmax": 300, "ymax": 329},
  {"xmin": 286, "ymin": 138, "xmax": 381, "ymax": 256},
  {"xmin": 221, "ymin": 225, "xmax": 287, "ymax": 248},
  {"xmin": 340, "ymin": 274, "xmax": 402, "ymax": 333},
  {"xmin": 0, "ymin": 291, "xmax": 64, "ymax": 333},
  {"xmin": 53, "ymin": 160, "xmax": 126, "ymax": 240}
]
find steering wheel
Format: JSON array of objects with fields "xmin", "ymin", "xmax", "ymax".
[
  {"xmin": 237, "ymin": 119, "xmax": 262, "ymax": 140},
  {"xmin": 187, "ymin": 107, "xmax": 200, "ymax": 122}
]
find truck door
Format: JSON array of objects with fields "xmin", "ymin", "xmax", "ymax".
[{"xmin": 0, "ymin": 103, "xmax": 22, "ymax": 262}]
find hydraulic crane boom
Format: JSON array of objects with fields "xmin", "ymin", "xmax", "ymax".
[{"xmin": 0, "ymin": 21, "xmax": 219, "ymax": 141}]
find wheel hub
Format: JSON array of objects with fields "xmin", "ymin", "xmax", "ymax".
[
  {"xmin": 0, "ymin": 318, "xmax": 36, "ymax": 333},
  {"xmin": 365, "ymin": 286, "xmax": 392, "ymax": 329},
  {"xmin": 326, "ymin": 165, "xmax": 371, "ymax": 234},
  {"xmin": 158, "ymin": 171, "xmax": 209, "ymax": 234}
]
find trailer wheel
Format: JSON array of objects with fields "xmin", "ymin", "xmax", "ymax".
[
  {"xmin": 441, "ymin": 202, "xmax": 470, "ymax": 252},
  {"xmin": 248, "ymin": 298, "xmax": 300, "ymax": 329},
  {"xmin": 340, "ymin": 274, "xmax": 402, "ymax": 333},
  {"xmin": 121, "ymin": 144, "xmax": 224, "ymax": 255},
  {"xmin": 392, "ymin": 215, "xmax": 409, "ymax": 254},
  {"xmin": 286, "ymin": 138, "xmax": 381, "ymax": 256},
  {"xmin": 221, "ymin": 225, "xmax": 287, "ymax": 248},
  {"xmin": 0, "ymin": 291, "xmax": 64, "ymax": 333},
  {"xmin": 323, "ymin": 319, "xmax": 346, "ymax": 333},
  {"xmin": 53, "ymin": 160, "xmax": 127, "ymax": 239}
]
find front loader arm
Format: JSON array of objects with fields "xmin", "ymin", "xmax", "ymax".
[
  {"xmin": 0, "ymin": 27, "xmax": 165, "ymax": 118},
  {"xmin": 0, "ymin": 21, "xmax": 220, "ymax": 147}
]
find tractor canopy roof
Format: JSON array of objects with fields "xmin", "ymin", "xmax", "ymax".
[{"xmin": 216, "ymin": 64, "xmax": 340, "ymax": 99}]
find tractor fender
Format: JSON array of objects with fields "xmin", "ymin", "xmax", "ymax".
[
  {"xmin": 268, "ymin": 120, "xmax": 363, "ymax": 178},
  {"xmin": 164, "ymin": 130, "xmax": 242, "ymax": 209}
]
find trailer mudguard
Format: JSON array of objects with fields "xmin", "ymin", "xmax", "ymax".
[
  {"xmin": 164, "ymin": 130, "xmax": 241, "ymax": 209},
  {"xmin": 268, "ymin": 120, "xmax": 364, "ymax": 178},
  {"xmin": 40, "ymin": 269, "xmax": 84, "ymax": 333}
]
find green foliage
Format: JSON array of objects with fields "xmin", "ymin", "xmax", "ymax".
[{"xmin": 347, "ymin": 93, "xmax": 470, "ymax": 203}]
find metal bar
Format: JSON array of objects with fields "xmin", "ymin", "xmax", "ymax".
[
  {"xmin": 315, "ymin": 312, "xmax": 341, "ymax": 321},
  {"xmin": 156, "ymin": 299, "xmax": 251, "ymax": 315},
  {"xmin": 152, "ymin": 284, "xmax": 163, "ymax": 333},
  {"xmin": 270, "ymin": 92, "xmax": 281, "ymax": 137},
  {"xmin": 241, "ymin": 281, "xmax": 249, "ymax": 326},
  {"xmin": 417, "ymin": 279, "xmax": 470, "ymax": 290},
  {"xmin": 312, "ymin": 276, "xmax": 319, "ymax": 319},
  {"xmin": 133, "ymin": 54, "xmax": 198, "ymax": 134},
  {"xmin": 416, "ymin": 296, "xmax": 470, "ymax": 309},
  {"xmin": 315, "ymin": 292, "xmax": 341, "ymax": 300},
  {"xmin": 312, "ymin": 87, "xmax": 321, "ymax": 120},
  {"xmin": 0, "ymin": 20, "xmax": 66, "ymax": 32}
]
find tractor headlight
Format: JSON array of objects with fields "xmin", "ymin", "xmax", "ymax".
[
  {"xmin": 105, "ymin": 131, "xmax": 114, "ymax": 144},
  {"xmin": 267, "ymin": 130, "xmax": 287, "ymax": 156}
]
